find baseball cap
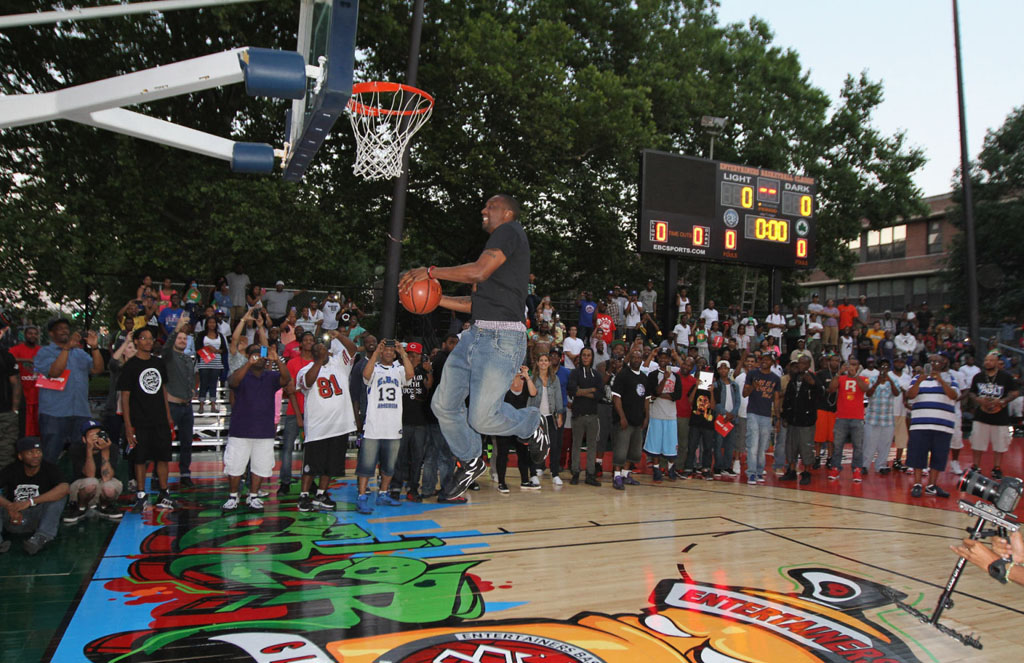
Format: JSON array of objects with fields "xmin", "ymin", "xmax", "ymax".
[
  {"xmin": 717, "ymin": 359, "xmax": 731, "ymax": 369},
  {"xmin": 81, "ymin": 419, "xmax": 105, "ymax": 436},
  {"xmin": 406, "ymin": 342, "xmax": 424, "ymax": 354},
  {"xmin": 275, "ymin": 280, "xmax": 285, "ymax": 286},
  {"xmin": 630, "ymin": 290, "xmax": 638, "ymax": 295},
  {"xmin": 47, "ymin": 317, "xmax": 71, "ymax": 331},
  {"xmin": 16, "ymin": 437, "xmax": 42, "ymax": 453}
]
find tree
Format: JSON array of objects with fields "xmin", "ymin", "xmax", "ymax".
[
  {"xmin": 946, "ymin": 105, "xmax": 1024, "ymax": 325},
  {"xmin": 0, "ymin": 0, "xmax": 925, "ymax": 329}
]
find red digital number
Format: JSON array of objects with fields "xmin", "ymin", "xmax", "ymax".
[
  {"xmin": 692, "ymin": 226, "xmax": 705, "ymax": 246},
  {"xmin": 725, "ymin": 229, "xmax": 737, "ymax": 250},
  {"xmin": 654, "ymin": 221, "xmax": 668, "ymax": 242},
  {"xmin": 796, "ymin": 238, "xmax": 808, "ymax": 258}
]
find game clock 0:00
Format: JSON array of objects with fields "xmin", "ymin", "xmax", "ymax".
[{"xmin": 637, "ymin": 150, "xmax": 816, "ymax": 269}]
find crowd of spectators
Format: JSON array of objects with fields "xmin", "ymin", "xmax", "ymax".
[{"xmin": 1, "ymin": 268, "xmax": 1022, "ymax": 556}]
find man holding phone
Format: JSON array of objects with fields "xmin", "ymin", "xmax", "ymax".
[
  {"xmin": 905, "ymin": 352, "xmax": 961, "ymax": 498},
  {"xmin": 828, "ymin": 358, "xmax": 869, "ymax": 483}
]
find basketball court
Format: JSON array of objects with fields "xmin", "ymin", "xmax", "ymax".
[{"xmin": 0, "ymin": 441, "xmax": 1019, "ymax": 663}]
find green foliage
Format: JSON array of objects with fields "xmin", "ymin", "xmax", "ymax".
[
  {"xmin": 0, "ymin": 0, "xmax": 924, "ymax": 329},
  {"xmin": 946, "ymin": 105, "xmax": 1024, "ymax": 323}
]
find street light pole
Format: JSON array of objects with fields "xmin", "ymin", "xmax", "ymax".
[{"xmin": 952, "ymin": 0, "xmax": 980, "ymax": 346}]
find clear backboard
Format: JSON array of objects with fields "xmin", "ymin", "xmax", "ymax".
[{"xmin": 283, "ymin": 0, "xmax": 359, "ymax": 182}]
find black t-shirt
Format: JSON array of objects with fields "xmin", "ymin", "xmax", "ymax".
[
  {"xmin": 471, "ymin": 221, "xmax": 529, "ymax": 323},
  {"xmin": 611, "ymin": 368, "xmax": 648, "ymax": 426},
  {"xmin": 117, "ymin": 355, "xmax": 168, "ymax": 428},
  {"xmin": 0, "ymin": 348, "xmax": 15, "ymax": 412},
  {"xmin": 402, "ymin": 365, "xmax": 431, "ymax": 426},
  {"xmin": 505, "ymin": 387, "xmax": 529, "ymax": 410},
  {"xmin": 971, "ymin": 370, "xmax": 1019, "ymax": 426},
  {"xmin": 69, "ymin": 440, "xmax": 119, "ymax": 481},
  {"xmin": 815, "ymin": 368, "xmax": 839, "ymax": 412},
  {"xmin": 0, "ymin": 460, "xmax": 65, "ymax": 501}
]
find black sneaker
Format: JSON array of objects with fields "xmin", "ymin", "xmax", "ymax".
[
  {"xmin": 313, "ymin": 493, "xmax": 336, "ymax": 510},
  {"xmin": 441, "ymin": 456, "xmax": 488, "ymax": 501},
  {"xmin": 277, "ymin": 481, "xmax": 292, "ymax": 496},
  {"xmin": 569, "ymin": 472, "xmax": 580, "ymax": 485},
  {"xmin": 155, "ymin": 492, "xmax": 176, "ymax": 511},
  {"xmin": 527, "ymin": 421, "xmax": 550, "ymax": 464},
  {"xmin": 23, "ymin": 534, "xmax": 48, "ymax": 556},
  {"xmin": 469, "ymin": 481, "xmax": 481, "ymax": 491},
  {"xmin": 98, "ymin": 502, "xmax": 123, "ymax": 520},
  {"xmin": 584, "ymin": 474, "xmax": 601, "ymax": 486},
  {"xmin": 63, "ymin": 502, "xmax": 86, "ymax": 524},
  {"xmin": 497, "ymin": 483, "xmax": 510, "ymax": 494},
  {"xmin": 992, "ymin": 467, "xmax": 1004, "ymax": 480},
  {"xmin": 878, "ymin": 467, "xmax": 892, "ymax": 475},
  {"xmin": 925, "ymin": 484, "xmax": 950, "ymax": 498},
  {"xmin": 780, "ymin": 470, "xmax": 798, "ymax": 481},
  {"xmin": 799, "ymin": 472, "xmax": 811, "ymax": 486},
  {"xmin": 179, "ymin": 476, "xmax": 195, "ymax": 489},
  {"xmin": 812, "ymin": 457, "xmax": 821, "ymax": 470},
  {"xmin": 131, "ymin": 494, "xmax": 148, "ymax": 513},
  {"xmin": 297, "ymin": 494, "xmax": 314, "ymax": 512},
  {"xmin": 911, "ymin": 483, "xmax": 923, "ymax": 498},
  {"xmin": 652, "ymin": 467, "xmax": 663, "ymax": 483}
]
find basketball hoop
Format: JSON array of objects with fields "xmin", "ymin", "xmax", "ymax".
[{"xmin": 347, "ymin": 81, "xmax": 434, "ymax": 181}]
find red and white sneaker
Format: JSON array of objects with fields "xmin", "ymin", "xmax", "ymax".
[
  {"xmin": 852, "ymin": 468, "xmax": 863, "ymax": 483},
  {"xmin": 827, "ymin": 468, "xmax": 840, "ymax": 481}
]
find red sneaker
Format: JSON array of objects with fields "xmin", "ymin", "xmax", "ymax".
[
  {"xmin": 852, "ymin": 468, "xmax": 863, "ymax": 483},
  {"xmin": 827, "ymin": 468, "xmax": 840, "ymax": 481}
]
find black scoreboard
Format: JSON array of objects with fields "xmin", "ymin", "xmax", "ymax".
[{"xmin": 638, "ymin": 150, "xmax": 817, "ymax": 269}]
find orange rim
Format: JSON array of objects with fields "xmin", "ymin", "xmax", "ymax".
[{"xmin": 348, "ymin": 81, "xmax": 435, "ymax": 117}]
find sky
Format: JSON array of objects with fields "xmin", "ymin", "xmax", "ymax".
[{"xmin": 715, "ymin": 0, "xmax": 1024, "ymax": 198}]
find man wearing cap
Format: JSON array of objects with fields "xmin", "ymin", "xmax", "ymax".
[
  {"xmin": 577, "ymin": 291, "xmax": 598, "ymax": 345},
  {"xmin": 742, "ymin": 353, "xmax": 782, "ymax": 485},
  {"xmin": 780, "ymin": 356, "xmax": 819, "ymax": 485},
  {"xmin": 263, "ymin": 281, "xmax": 305, "ymax": 327},
  {"xmin": 967, "ymin": 351, "xmax": 1019, "ymax": 479},
  {"xmin": 34, "ymin": 319, "xmax": 105, "ymax": 464},
  {"xmin": 321, "ymin": 293, "xmax": 343, "ymax": 332},
  {"xmin": 828, "ymin": 358, "xmax": 869, "ymax": 482},
  {"xmin": 642, "ymin": 348, "xmax": 682, "ymax": 482},
  {"xmin": 63, "ymin": 420, "xmax": 123, "ymax": 523},
  {"xmin": 297, "ymin": 299, "xmax": 325, "ymax": 336},
  {"xmin": 789, "ymin": 338, "xmax": 814, "ymax": 372},
  {"xmin": 0, "ymin": 437, "xmax": 69, "ymax": 554},
  {"xmin": 9, "ymin": 325, "xmax": 40, "ymax": 439},
  {"xmin": 862, "ymin": 359, "xmax": 901, "ymax": 475},
  {"xmin": 905, "ymin": 352, "xmax": 961, "ymax": 498}
]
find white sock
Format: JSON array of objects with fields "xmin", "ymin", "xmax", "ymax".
[
  {"xmin": 136, "ymin": 491, "xmax": 146, "ymax": 499},
  {"xmin": 614, "ymin": 470, "xmax": 622, "ymax": 477},
  {"xmin": 300, "ymin": 491, "xmax": 309, "ymax": 497},
  {"xmin": 229, "ymin": 492, "xmax": 238, "ymax": 498},
  {"xmin": 316, "ymin": 490, "xmax": 325, "ymax": 496}
]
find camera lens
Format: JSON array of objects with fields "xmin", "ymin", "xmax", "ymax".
[{"xmin": 958, "ymin": 469, "xmax": 997, "ymax": 503}]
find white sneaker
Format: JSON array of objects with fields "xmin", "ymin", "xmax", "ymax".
[
  {"xmin": 246, "ymin": 495, "xmax": 264, "ymax": 510},
  {"xmin": 535, "ymin": 468, "xmax": 544, "ymax": 478},
  {"xmin": 222, "ymin": 495, "xmax": 239, "ymax": 511},
  {"xmin": 950, "ymin": 460, "xmax": 964, "ymax": 475},
  {"xmin": 552, "ymin": 475, "xmax": 563, "ymax": 486},
  {"xmin": 530, "ymin": 475, "xmax": 541, "ymax": 486},
  {"xmin": 732, "ymin": 460, "xmax": 741, "ymax": 474}
]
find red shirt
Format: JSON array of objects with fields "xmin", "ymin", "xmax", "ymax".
[
  {"xmin": 835, "ymin": 374, "xmax": 867, "ymax": 419},
  {"xmin": 8, "ymin": 343, "xmax": 40, "ymax": 404},
  {"xmin": 283, "ymin": 340, "xmax": 301, "ymax": 361},
  {"xmin": 675, "ymin": 374, "xmax": 697, "ymax": 418},
  {"xmin": 838, "ymin": 304, "xmax": 858, "ymax": 331},
  {"xmin": 285, "ymin": 355, "xmax": 314, "ymax": 415},
  {"xmin": 595, "ymin": 313, "xmax": 615, "ymax": 344}
]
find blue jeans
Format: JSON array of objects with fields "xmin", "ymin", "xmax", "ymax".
[
  {"xmin": 745, "ymin": 413, "xmax": 773, "ymax": 479},
  {"xmin": 280, "ymin": 414, "xmax": 300, "ymax": 484},
  {"xmin": 38, "ymin": 414, "xmax": 90, "ymax": 464},
  {"xmin": 356, "ymin": 438, "xmax": 401, "ymax": 478},
  {"xmin": 714, "ymin": 426, "xmax": 735, "ymax": 473},
  {"xmin": 430, "ymin": 325, "xmax": 540, "ymax": 461},
  {"xmin": 395, "ymin": 425, "xmax": 430, "ymax": 492},
  {"xmin": 168, "ymin": 402, "xmax": 194, "ymax": 476},
  {"xmin": 420, "ymin": 423, "xmax": 456, "ymax": 496},
  {"xmin": 832, "ymin": 418, "xmax": 864, "ymax": 470},
  {"xmin": 198, "ymin": 368, "xmax": 220, "ymax": 402},
  {"xmin": 0, "ymin": 497, "xmax": 66, "ymax": 542}
]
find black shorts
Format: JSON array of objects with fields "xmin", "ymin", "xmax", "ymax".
[
  {"xmin": 906, "ymin": 428, "xmax": 951, "ymax": 472},
  {"xmin": 303, "ymin": 436, "xmax": 348, "ymax": 477},
  {"xmin": 133, "ymin": 425, "xmax": 172, "ymax": 464}
]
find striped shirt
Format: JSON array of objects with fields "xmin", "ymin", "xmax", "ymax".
[
  {"xmin": 864, "ymin": 374, "xmax": 897, "ymax": 426},
  {"xmin": 908, "ymin": 372, "xmax": 961, "ymax": 433}
]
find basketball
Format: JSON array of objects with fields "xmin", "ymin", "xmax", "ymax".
[{"xmin": 399, "ymin": 277, "xmax": 442, "ymax": 314}]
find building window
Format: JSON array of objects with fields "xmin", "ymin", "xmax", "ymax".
[
  {"xmin": 865, "ymin": 224, "xmax": 906, "ymax": 261},
  {"xmin": 927, "ymin": 220, "xmax": 943, "ymax": 254}
]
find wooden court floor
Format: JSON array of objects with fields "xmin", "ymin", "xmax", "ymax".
[{"xmin": 3, "ymin": 449, "xmax": 1023, "ymax": 663}]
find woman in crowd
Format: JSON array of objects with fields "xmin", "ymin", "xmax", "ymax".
[
  {"xmin": 568, "ymin": 347, "xmax": 603, "ymax": 485},
  {"xmin": 494, "ymin": 365, "xmax": 537, "ymax": 493},
  {"xmin": 528, "ymin": 353, "xmax": 565, "ymax": 485},
  {"xmin": 537, "ymin": 296, "xmax": 556, "ymax": 325},
  {"xmin": 196, "ymin": 316, "xmax": 228, "ymax": 413},
  {"xmin": 246, "ymin": 284, "xmax": 263, "ymax": 311}
]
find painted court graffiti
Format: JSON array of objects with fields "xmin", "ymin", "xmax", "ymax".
[{"xmin": 50, "ymin": 494, "xmax": 926, "ymax": 663}]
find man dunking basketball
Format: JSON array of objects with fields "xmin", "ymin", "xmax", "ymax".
[{"xmin": 399, "ymin": 194, "xmax": 547, "ymax": 501}]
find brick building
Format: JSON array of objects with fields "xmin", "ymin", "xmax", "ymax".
[{"xmin": 802, "ymin": 192, "xmax": 956, "ymax": 319}]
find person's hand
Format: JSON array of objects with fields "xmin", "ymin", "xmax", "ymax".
[
  {"xmin": 267, "ymin": 345, "xmax": 280, "ymax": 363},
  {"xmin": 126, "ymin": 428, "xmax": 138, "ymax": 449},
  {"xmin": 992, "ymin": 530, "xmax": 1024, "ymax": 562},
  {"xmin": 422, "ymin": 358, "xmax": 432, "ymax": 373},
  {"xmin": 399, "ymin": 267, "xmax": 430, "ymax": 293},
  {"xmin": 94, "ymin": 435, "xmax": 111, "ymax": 451},
  {"xmin": 85, "ymin": 330, "xmax": 99, "ymax": 348},
  {"xmin": 249, "ymin": 353, "xmax": 262, "ymax": 365},
  {"xmin": 85, "ymin": 435, "xmax": 96, "ymax": 451},
  {"xmin": 396, "ymin": 344, "xmax": 408, "ymax": 358},
  {"xmin": 556, "ymin": 415, "xmax": 563, "ymax": 429},
  {"xmin": 951, "ymin": 537, "xmax": 1001, "ymax": 571},
  {"xmin": 296, "ymin": 415, "xmax": 304, "ymax": 429},
  {"xmin": 255, "ymin": 314, "xmax": 265, "ymax": 328},
  {"xmin": 67, "ymin": 331, "xmax": 82, "ymax": 349},
  {"xmin": 618, "ymin": 418, "xmax": 628, "ymax": 431}
]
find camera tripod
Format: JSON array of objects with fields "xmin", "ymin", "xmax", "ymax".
[{"xmin": 883, "ymin": 499, "xmax": 1020, "ymax": 650}]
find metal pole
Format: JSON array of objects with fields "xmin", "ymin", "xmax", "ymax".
[
  {"xmin": 379, "ymin": 0, "xmax": 425, "ymax": 340},
  {"xmin": 953, "ymin": 0, "xmax": 980, "ymax": 346},
  {"xmin": 697, "ymin": 134, "xmax": 715, "ymax": 314},
  {"xmin": 0, "ymin": 0, "xmax": 264, "ymax": 29}
]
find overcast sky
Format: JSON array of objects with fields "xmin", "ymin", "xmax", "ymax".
[{"xmin": 715, "ymin": 0, "xmax": 1024, "ymax": 198}]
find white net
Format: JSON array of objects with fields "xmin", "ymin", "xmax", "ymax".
[{"xmin": 347, "ymin": 82, "xmax": 434, "ymax": 181}]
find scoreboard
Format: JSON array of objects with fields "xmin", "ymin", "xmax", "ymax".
[{"xmin": 638, "ymin": 150, "xmax": 817, "ymax": 269}]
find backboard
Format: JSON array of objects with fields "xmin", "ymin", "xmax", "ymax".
[{"xmin": 283, "ymin": 0, "xmax": 359, "ymax": 182}]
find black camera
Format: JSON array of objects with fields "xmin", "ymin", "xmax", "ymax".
[
  {"xmin": 340, "ymin": 312, "xmax": 352, "ymax": 324},
  {"xmin": 97, "ymin": 430, "xmax": 110, "ymax": 442},
  {"xmin": 384, "ymin": 339, "xmax": 396, "ymax": 348},
  {"xmin": 959, "ymin": 468, "xmax": 1023, "ymax": 514}
]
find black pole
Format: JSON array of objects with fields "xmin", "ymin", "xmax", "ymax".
[
  {"xmin": 931, "ymin": 514, "xmax": 986, "ymax": 624},
  {"xmin": 953, "ymin": 0, "xmax": 980, "ymax": 346},
  {"xmin": 663, "ymin": 258, "xmax": 677, "ymax": 331},
  {"xmin": 378, "ymin": 0, "xmax": 426, "ymax": 340}
]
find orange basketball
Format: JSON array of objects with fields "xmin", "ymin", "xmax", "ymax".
[{"xmin": 400, "ymin": 277, "xmax": 442, "ymax": 314}]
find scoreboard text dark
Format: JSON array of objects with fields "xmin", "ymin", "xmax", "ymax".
[{"xmin": 638, "ymin": 150, "xmax": 817, "ymax": 269}]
